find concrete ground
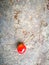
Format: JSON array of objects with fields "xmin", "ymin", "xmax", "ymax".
[{"xmin": 0, "ymin": 0, "xmax": 49, "ymax": 65}]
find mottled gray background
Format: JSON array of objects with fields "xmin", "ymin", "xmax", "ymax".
[{"xmin": 0, "ymin": 0, "xmax": 49, "ymax": 65}]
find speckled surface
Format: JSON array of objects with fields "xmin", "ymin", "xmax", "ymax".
[{"xmin": 0, "ymin": 0, "xmax": 49, "ymax": 65}]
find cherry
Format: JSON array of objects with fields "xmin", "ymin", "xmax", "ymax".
[{"xmin": 17, "ymin": 42, "xmax": 26, "ymax": 54}]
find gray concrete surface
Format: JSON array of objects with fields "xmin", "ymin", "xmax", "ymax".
[{"xmin": 0, "ymin": 0, "xmax": 49, "ymax": 65}]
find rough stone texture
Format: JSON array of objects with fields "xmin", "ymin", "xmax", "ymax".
[{"xmin": 0, "ymin": 0, "xmax": 49, "ymax": 65}]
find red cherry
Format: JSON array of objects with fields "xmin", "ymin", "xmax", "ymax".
[{"xmin": 17, "ymin": 42, "xmax": 26, "ymax": 54}]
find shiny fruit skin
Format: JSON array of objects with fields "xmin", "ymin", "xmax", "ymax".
[{"xmin": 17, "ymin": 43, "xmax": 26, "ymax": 54}]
